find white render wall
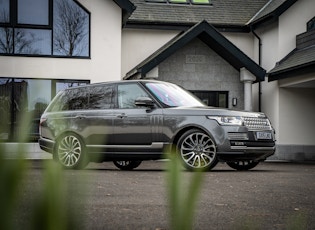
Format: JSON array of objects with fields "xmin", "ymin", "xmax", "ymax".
[
  {"xmin": 0, "ymin": 0, "xmax": 122, "ymax": 83},
  {"xmin": 258, "ymin": 0, "xmax": 315, "ymax": 156},
  {"xmin": 121, "ymin": 28, "xmax": 179, "ymax": 77}
]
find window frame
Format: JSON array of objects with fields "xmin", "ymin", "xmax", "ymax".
[{"xmin": 0, "ymin": 0, "xmax": 90, "ymax": 58}]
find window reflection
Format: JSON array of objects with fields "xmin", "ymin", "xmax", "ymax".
[
  {"xmin": 0, "ymin": 27, "xmax": 13, "ymax": 53},
  {"xmin": 0, "ymin": 78, "xmax": 89, "ymax": 142},
  {"xmin": 14, "ymin": 29, "xmax": 51, "ymax": 55},
  {"xmin": 0, "ymin": 0, "xmax": 90, "ymax": 57},
  {"xmin": 118, "ymin": 84, "xmax": 149, "ymax": 109},
  {"xmin": 0, "ymin": 0, "xmax": 10, "ymax": 23},
  {"xmin": 53, "ymin": 0, "xmax": 89, "ymax": 56},
  {"xmin": 17, "ymin": 0, "xmax": 49, "ymax": 25},
  {"xmin": 89, "ymin": 86, "xmax": 114, "ymax": 109}
]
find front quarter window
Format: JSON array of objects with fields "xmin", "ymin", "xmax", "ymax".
[{"xmin": 145, "ymin": 82, "xmax": 205, "ymax": 107}]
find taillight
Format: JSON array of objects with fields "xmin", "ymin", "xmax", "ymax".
[{"xmin": 40, "ymin": 118, "xmax": 47, "ymax": 126}]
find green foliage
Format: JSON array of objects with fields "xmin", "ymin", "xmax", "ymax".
[
  {"xmin": 0, "ymin": 100, "xmax": 80, "ymax": 230},
  {"xmin": 166, "ymin": 152, "xmax": 205, "ymax": 230},
  {"xmin": 0, "ymin": 152, "xmax": 28, "ymax": 230}
]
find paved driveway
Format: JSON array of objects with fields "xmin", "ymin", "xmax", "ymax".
[{"xmin": 13, "ymin": 161, "xmax": 315, "ymax": 229}]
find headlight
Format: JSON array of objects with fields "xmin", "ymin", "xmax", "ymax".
[{"xmin": 208, "ymin": 116, "xmax": 243, "ymax": 126}]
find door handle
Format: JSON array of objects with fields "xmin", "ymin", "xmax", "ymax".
[
  {"xmin": 75, "ymin": 115, "xmax": 86, "ymax": 119},
  {"xmin": 117, "ymin": 113, "xmax": 127, "ymax": 119}
]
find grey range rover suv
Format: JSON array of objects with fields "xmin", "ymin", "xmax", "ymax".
[{"xmin": 39, "ymin": 80, "xmax": 275, "ymax": 171}]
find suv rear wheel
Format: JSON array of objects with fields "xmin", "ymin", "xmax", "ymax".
[
  {"xmin": 177, "ymin": 129, "xmax": 218, "ymax": 171},
  {"xmin": 227, "ymin": 160, "xmax": 259, "ymax": 171},
  {"xmin": 54, "ymin": 133, "xmax": 89, "ymax": 169}
]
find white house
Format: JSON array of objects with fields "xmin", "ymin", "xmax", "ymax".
[{"xmin": 0, "ymin": 0, "xmax": 314, "ymax": 161}]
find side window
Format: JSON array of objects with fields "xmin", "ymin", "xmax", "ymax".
[
  {"xmin": 50, "ymin": 88, "xmax": 88, "ymax": 111},
  {"xmin": 117, "ymin": 84, "xmax": 149, "ymax": 109},
  {"xmin": 62, "ymin": 89, "xmax": 88, "ymax": 110},
  {"xmin": 89, "ymin": 85, "xmax": 114, "ymax": 109}
]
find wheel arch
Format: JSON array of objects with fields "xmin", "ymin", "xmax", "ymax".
[{"xmin": 172, "ymin": 125, "xmax": 217, "ymax": 147}]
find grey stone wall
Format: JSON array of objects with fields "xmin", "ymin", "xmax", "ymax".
[{"xmin": 157, "ymin": 38, "xmax": 244, "ymax": 109}]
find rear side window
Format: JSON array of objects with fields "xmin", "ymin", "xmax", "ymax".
[
  {"xmin": 50, "ymin": 88, "xmax": 89, "ymax": 111},
  {"xmin": 88, "ymin": 85, "xmax": 114, "ymax": 109}
]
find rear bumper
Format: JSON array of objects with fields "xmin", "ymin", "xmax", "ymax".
[{"xmin": 38, "ymin": 137, "xmax": 55, "ymax": 154}]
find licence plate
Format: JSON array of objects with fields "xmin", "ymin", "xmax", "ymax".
[{"xmin": 256, "ymin": 131, "xmax": 272, "ymax": 140}]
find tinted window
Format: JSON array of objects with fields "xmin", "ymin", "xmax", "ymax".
[
  {"xmin": 89, "ymin": 85, "xmax": 114, "ymax": 109},
  {"xmin": 51, "ymin": 88, "xmax": 88, "ymax": 111},
  {"xmin": 117, "ymin": 84, "xmax": 149, "ymax": 109}
]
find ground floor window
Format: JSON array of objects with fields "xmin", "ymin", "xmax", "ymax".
[
  {"xmin": 0, "ymin": 77, "xmax": 89, "ymax": 142},
  {"xmin": 190, "ymin": 91, "xmax": 228, "ymax": 108}
]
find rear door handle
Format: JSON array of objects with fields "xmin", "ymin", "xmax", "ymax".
[
  {"xmin": 117, "ymin": 113, "xmax": 127, "ymax": 119},
  {"xmin": 75, "ymin": 115, "xmax": 86, "ymax": 119}
]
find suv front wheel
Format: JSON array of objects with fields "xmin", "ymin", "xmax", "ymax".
[{"xmin": 177, "ymin": 129, "xmax": 218, "ymax": 171}]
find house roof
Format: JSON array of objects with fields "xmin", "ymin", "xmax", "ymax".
[
  {"xmin": 268, "ymin": 29, "xmax": 315, "ymax": 81},
  {"xmin": 267, "ymin": 47, "xmax": 315, "ymax": 81},
  {"xmin": 124, "ymin": 20, "xmax": 266, "ymax": 81},
  {"xmin": 247, "ymin": 0, "xmax": 298, "ymax": 28},
  {"xmin": 127, "ymin": 0, "xmax": 270, "ymax": 30},
  {"xmin": 113, "ymin": 0, "xmax": 136, "ymax": 25}
]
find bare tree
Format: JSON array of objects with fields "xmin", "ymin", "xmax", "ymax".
[
  {"xmin": 0, "ymin": 10, "xmax": 39, "ymax": 54},
  {"xmin": 0, "ymin": 10, "xmax": 13, "ymax": 53},
  {"xmin": 53, "ymin": 0, "xmax": 89, "ymax": 56}
]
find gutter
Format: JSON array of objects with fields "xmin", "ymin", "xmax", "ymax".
[{"xmin": 250, "ymin": 27, "xmax": 262, "ymax": 112}]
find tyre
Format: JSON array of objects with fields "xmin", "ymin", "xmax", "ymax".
[
  {"xmin": 177, "ymin": 129, "xmax": 218, "ymax": 171},
  {"xmin": 54, "ymin": 133, "xmax": 89, "ymax": 169},
  {"xmin": 227, "ymin": 160, "xmax": 259, "ymax": 171},
  {"xmin": 113, "ymin": 160, "xmax": 142, "ymax": 170}
]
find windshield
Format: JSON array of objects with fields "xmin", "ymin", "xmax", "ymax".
[{"xmin": 145, "ymin": 82, "xmax": 205, "ymax": 107}]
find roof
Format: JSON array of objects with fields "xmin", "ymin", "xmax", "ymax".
[
  {"xmin": 247, "ymin": 0, "xmax": 298, "ymax": 28},
  {"xmin": 268, "ymin": 29, "xmax": 315, "ymax": 81},
  {"xmin": 124, "ymin": 20, "xmax": 266, "ymax": 81},
  {"xmin": 113, "ymin": 0, "xmax": 136, "ymax": 25},
  {"xmin": 268, "ymin": 46, "xmax": 315, "ymax": 81},
  {"xmin": 127, "ymin": 0, "xmax": 270, "ymax": 30}
]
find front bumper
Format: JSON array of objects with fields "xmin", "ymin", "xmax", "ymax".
[
  {"xmin": 217, "ymin": 146, "xmax": 275, "ymax": 162},
  {"xmin": 216, "ymin": 128, "xmax": 276, "ymax": 162}
]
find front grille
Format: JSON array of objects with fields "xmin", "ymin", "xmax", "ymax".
[{"xmin": 243, "ymin": 117, "xmax": 271, "ymax": 130}]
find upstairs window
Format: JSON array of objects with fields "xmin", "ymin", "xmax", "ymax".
[{"xmin": 0, "ymin": 0, "xmax": 90, "ymax": 57}]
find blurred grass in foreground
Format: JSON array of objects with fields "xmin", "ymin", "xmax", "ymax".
[
  {"xmin": 166, "ymin": 152, "xmax": 205, "ymax": 230},
  {"xmin": 0, "ymin": 110, "xmax": 310, "ymax": 230},
  {"xmin": 0, "ymin": 108, "xmax": 81, "ymax": 230}
]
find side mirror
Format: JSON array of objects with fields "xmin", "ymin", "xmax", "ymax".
[{"xmin": 135, "ymin": 97, "xmax": 155, "ymax": 108}]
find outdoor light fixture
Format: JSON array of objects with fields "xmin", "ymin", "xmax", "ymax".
[{"xmin": 232, "ymin": 98, "xmax": 237, "ymax": 106}]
